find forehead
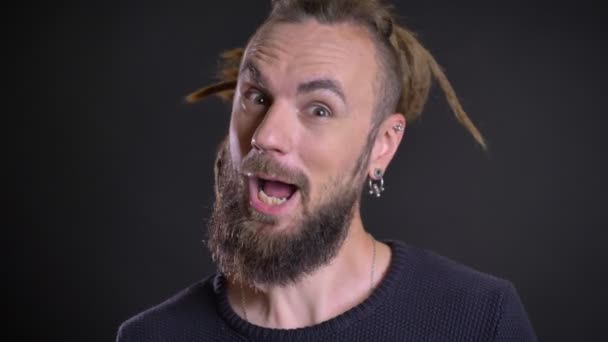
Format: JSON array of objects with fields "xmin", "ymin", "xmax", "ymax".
[{"xmin": 242, "ymin": 19, "xmax": 379, "ymax": 98}]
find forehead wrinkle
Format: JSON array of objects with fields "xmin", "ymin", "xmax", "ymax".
[
  {"xmin": 240, "ymin": 39, "xmax": 291, "ymax": 94},
  {"xmin": 289, "ymin": 41, "xmax": 356, "ymax": 71},
  {"xmin": 247, "ymin": 22, "xmax": 359, "ymax": 74},
  {"xmin": 246, "ymin": 35, "xmax": 289, "ymax": 67},
  {"xmin": 247, "ymin": 41, "xmax": 357, "ymax": 92},
  {"xmin": 240, "ymin": 60, "xmax": 270, "ymax": 92},
  {"xmin": 241, "ymin": 21, "xmax": 376, "ymax": 113}
]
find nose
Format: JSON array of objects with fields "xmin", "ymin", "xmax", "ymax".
[{"xmin": 251, "ymin": 101, "xmax": 295, "ymax": 155}]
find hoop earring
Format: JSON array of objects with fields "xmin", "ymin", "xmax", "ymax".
[{"xmin": 368, "ymin": 168, "xmax": 385, "ymax": 198}]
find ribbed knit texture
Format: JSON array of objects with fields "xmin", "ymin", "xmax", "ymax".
[{"xmin": 117, "ymin": 240, "xmax": 537, "ymax": 341}]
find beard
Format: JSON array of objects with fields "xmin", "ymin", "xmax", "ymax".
[{"xmin": 206, "ymin": 138, "xmax": 369, "ymax": 286}]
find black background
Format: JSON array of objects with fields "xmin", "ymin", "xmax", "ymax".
[{"xmin": 14, "ymin": 1, "xmax": 607, "ymax": 341}]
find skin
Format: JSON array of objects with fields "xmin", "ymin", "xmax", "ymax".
[{"xmin": 226, "ymin": 19, "xmax": 406, "ymax": 329}]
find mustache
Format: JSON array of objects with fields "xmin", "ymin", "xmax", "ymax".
[{"xmin": 240, "ymin": 152, "xmax": 310, "ymax": 196}]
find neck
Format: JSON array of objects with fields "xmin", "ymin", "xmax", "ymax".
[{"xmin": 226, "ymin": 211, "xmax": 392, "ymax": 329}]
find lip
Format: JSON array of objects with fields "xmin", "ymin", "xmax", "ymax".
[
  {"xmin": 245, "ymin": 172, "xmax": 296, "ymax": 186},
  {"xmin": 247, "ymin": 174, "xmax": 301, "ymax": 217}
]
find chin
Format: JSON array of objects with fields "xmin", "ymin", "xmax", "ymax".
[{"xmin": 247, "ymin": 205, "xmax": 304, "ymax": 236}]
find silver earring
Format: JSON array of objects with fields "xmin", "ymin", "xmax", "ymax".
[
  {"xmin": 393, "ymin": 123, "xmax": 404, "ymax": 132},
  {"xmin": 368, "ymin": 168, "xmax": 385, "ymax": 198}
]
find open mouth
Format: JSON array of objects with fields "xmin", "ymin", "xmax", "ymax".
[
  {"xmin": 258, "ymin": 178, "xmax": 298, "ymax": 205},
  {"xmin": 248, "ymin": 175, "xmax": 300, "ymax": 215}
]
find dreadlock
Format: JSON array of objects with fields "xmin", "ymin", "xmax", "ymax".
[{"xmin": 186, "ymin": 0, "xmax": 486, "ymax": 149}]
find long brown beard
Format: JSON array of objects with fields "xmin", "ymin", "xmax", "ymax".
[{"xmin": 206, "ymin": 139, "xmax": 366, "ymax": 286}]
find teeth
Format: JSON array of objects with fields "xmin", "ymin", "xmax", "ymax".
[{"xmin": 258, "ymin": 189, "xmax": 287, "ymax": 206}]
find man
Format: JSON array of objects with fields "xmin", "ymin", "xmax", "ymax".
[{"xmin": 117, "ymin": 0, "xmax": 537, "ymax": 340}]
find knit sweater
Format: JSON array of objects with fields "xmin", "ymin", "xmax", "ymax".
[{"xmin": 116, "ymin": 240, "xmax": 537, "ymax": 341}]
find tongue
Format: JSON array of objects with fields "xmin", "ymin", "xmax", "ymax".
[{"xmin": 262, "ymin": 180, "xmax": 296, "ymax": 199}]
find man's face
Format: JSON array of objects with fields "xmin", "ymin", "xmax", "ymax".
[{"xmin": 208, "ymin": 20, "xmax": 380, "ymax": 285}]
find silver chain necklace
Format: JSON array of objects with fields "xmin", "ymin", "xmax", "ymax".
[{"xmin": 239, "ymin": 234, "xmax": 377, "ymax": 322}]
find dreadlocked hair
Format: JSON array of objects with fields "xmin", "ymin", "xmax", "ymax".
[{"xmin": 186, "ymin": 0, "xmax": 486, "ymax": 149}]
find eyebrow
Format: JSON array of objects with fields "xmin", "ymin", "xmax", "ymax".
[
  {"xmin": 240, "ymin": 59, "xmax": 346, "ymax": 104},
  {"xmin": 298, "ymin": 79, "xmax": 346, "ymax": 104},
  {"xmin": 240, "ymin": 60, "xmax": 269, "ymax": 90}
]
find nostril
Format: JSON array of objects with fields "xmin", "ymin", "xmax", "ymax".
[{"xmin": 251, "ymin": 137, "xmax": 266, "ymax": 153}]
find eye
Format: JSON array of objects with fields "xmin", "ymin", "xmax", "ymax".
[
  {"xmin": 307, "ymin": 104, "xmax": 332, "ymax": 118},
  {"xmin": 244, "ymin": 88, "xmax": 270, "ymax": 106}
]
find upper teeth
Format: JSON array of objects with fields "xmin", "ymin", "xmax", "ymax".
[{"xmin": 259, "ymin": 189, "xmax": 287, "ymax": 206}]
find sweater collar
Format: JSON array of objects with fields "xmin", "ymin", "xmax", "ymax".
[{"xmin": 213, "ymin": 240, "xmax": 412, "ymax": 342}]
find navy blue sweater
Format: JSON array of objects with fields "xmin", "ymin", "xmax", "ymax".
[{"xmin": 117, "ymin": 240, "xmax": 537, "ymax": 341}]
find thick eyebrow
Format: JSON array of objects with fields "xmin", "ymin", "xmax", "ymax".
[
  {"xmin": 239, "ymin": 60, "xmax": 269, "ymax": 90},
  {"xmin": 298, "ymin": 79, "xmax": 346, "ymax": 104}
]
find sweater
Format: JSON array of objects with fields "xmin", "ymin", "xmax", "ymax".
[{"xmin": 116, "ymin": 240, "xmax": 537, "ymax": 341}]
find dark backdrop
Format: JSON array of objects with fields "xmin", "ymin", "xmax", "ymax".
[{"xmin": 14, "ymin": 0, "xmax": 607, "ymax": 341}]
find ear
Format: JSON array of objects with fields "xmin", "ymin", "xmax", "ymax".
[{"xmin": 368, "ymin": 113, "xmax": 406, "ymax": 178}]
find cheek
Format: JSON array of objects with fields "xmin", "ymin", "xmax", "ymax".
[
  {"xmin": 228, "ymin": 127, "xmax": 243, "ymax": 167},
  {"xmin": 229, "ymin": 109, "xmax": 257, "ymax": 164},
  {"xmin": 300, "ymin": 129, "xmax": 366, "ymax": 193}
]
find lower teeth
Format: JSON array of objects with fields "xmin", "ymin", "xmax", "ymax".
[{"xmin": 259, "ymin": 189, "xmax": 287, "ymax": 205}]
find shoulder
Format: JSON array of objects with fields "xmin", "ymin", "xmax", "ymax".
[
  {"xmin": 390, "ymin": 240, "xmax": 513, "ymax": 296},
  {"xmin": 116, "ymin": 275, "xmax": 220, "ymax": 341},
  {"xmin": 387, "ymin": 240, "xmax": 537, "ymax": 340}
]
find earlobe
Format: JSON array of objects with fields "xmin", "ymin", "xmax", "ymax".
[{"xmin": 368, "ymin": 167, "xmax": 386, "ymax": 197}]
